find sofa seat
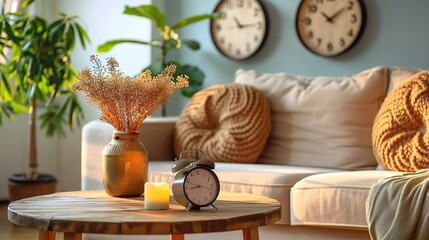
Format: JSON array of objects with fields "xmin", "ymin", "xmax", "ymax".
[
  {"xmin": 290, "ymin": 170, "xmax": 403, "ymax": 229},
  {"xmin": 82, "ymin": 139, "xmax": 342, "ymax": 227}
]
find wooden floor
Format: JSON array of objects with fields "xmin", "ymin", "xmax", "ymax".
[{"xmin": 0, "ymin": 201, "xmax": 64, "ymax": 240}]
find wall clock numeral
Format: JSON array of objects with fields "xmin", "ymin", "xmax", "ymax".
[
  {"xmin": 327, "ymin": 42, "xmax": 334, "ymax": 52},
  {"xmin": 308, "ymin": 5, "xmax": 318, "ymax": 13},
  {"xmin": 340, "ymin": 38, "xmax": 346, "ymax": 47}
]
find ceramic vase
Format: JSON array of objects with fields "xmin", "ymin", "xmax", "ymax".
[{"xmin": 102, "ymin": 131, "xmax": 148, "ymax": 197}]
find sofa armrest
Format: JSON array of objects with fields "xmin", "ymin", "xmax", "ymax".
[{"xmin": 81, "ymin": 116, "xmax": 178, "ymax": 190}]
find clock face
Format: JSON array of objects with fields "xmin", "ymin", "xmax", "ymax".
[
  {"xmin": 184, "ymin": 167, "xmax": 220, "ymax": 207},
  {"xmin": 296, "ymin": 0, "xmax": 366, "ymax": 57},
  {"xmin": 210, "ymin": 0, "xmax": 269, "ymax": 60}
]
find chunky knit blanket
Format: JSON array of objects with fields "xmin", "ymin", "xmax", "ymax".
[{"xmin": 366, "ymin": 170, "xmax": 429, "ymax": 240}]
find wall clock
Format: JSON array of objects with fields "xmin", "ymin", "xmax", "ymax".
[
  {"xmin": 171, "ymin": 149, "xmax": 220, "ymax": 211},
  {"xmin": 210, "ymin": 0, "xmax": 269, "ymax": 60},
  {"xmin": 296, "ymin": 0, "xmax": 366, "ymax": 57}
]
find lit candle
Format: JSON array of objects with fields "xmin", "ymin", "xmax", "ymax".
[{"xmin": 144, "ymin": 182, "xmax": 170, "ymax": 210}]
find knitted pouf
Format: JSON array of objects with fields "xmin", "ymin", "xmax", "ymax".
[
  {"xmin": 373, "ymin": 71, "xmax": 429, "ymax": 171},
  {"xmin": 174, "ymin": 83, "xmax": 271, "ymax": 163}
]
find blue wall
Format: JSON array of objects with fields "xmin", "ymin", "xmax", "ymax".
[{"xmin": 164, "ymin": 0, "xmax": 429, "ymax": 115}]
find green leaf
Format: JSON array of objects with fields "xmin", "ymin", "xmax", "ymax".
[
  {"xmin": 9, "ymin": 101, "xmax": 28, "ymax": 114},
  {"xmin": 68, "ymin": 95, "xmax": 84, "ymax": 129},
  {"xmin": 34, "ymin": 84, "xmax": 47, "ymax": 102},
  {"xmin": 171, "ymin": 13, "xmax": 215, "ymax": 30},
  {"xmin": 182, "ymin": 40, "xmax": 200, "ymax": 51},
  {"xmin": 165, "ymin": 39, "xmax": 179, "ymax": 52},
  {"xmin": 97, "ymin": 39, "xmax": 151, "ymax": 53},
  {"xmin": 3, "ymin": 20, "xmax": 20, "ymax": 44},
  {"xmin": 20, "ymin": 0, "xmax": 35, "ymax": 8},
  {"xmin": 55, "ymin": 99, "xmax": 69, "ymax": 121},
  {"xmin": 0, "ymin": 20, "xmax": 3, "ymax": 36},
  {"xmin": 66, "ymin": 24, "xmax": 76, "ymax": 51},
  {"xmin": 0, "ymin": 72, "xmax": 12, "ymax": 95},
  {"xmin": 39, "ymin": 101, "xmax": 68, "ymax": 137},
  {"xmin": 25, "ymin": 84, "xmax": 36, "ymax": 100},
  {"xmin": 124, "ymin": 5, "xmax": 167, "ymax": 29},
  {"xmin": 74, "ymin": 23, "xmax": 91, "ymax": 50},
  {"xmin": 172, "ymin": 63, "xmax": 205, "ymax": 97},
  {"xmin": 47, "ymin": 19, "xmax": 64, "ymax": 34},
  {"xmin": 180, "ymin": 85, "xmax": 202, "ymax": 98},
  {"xmin": 48, "ymin": 19, "xmax": 65, "ymax": 43},
  {"xmin": 0, "ymin": 101, "xmax": 15, "ymax": 121},
  {"xmin": 29, "ymin": 56, "xmax": 41, "ymax": 80}
]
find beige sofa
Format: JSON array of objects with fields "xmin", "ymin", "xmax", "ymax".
[{"xmin": 81, "ymin": 66, "xmax": 421, "ymax": 240}]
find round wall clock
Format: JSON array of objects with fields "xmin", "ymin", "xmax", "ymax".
[
  {"xmin": 296, "ymin": 0, "xmax": 366, "ymax": 57},
  {"xmin": 210, "ymin": 0, "xmax": 269, "ymax": 60}
]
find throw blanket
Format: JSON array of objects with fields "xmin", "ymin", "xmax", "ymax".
[{"xmin": 366, "ymin": 170, "xmax": 429, "ymax": 240}]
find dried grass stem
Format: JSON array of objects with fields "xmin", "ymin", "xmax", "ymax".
[{"xmin": 72, "ymin": 55, "xmax": 189, "ymax": 132}]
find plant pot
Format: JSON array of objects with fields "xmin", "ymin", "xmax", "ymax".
[
  {"xmin": 8, "ymin": 173, "xmax": 57, "ymax": 202},
  {"xmin": 102, "ymin": 131, "xmax": 149, "ymax": 197}
]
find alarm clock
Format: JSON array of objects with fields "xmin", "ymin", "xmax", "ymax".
[{"xmin": 172, "ymin": 149, "xmax": 220, "ymax": 211}]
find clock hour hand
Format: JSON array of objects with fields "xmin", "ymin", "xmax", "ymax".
[
  {"xmin": 321, "ymin": 12, "xmax": 333, "ymax": 22},
  {"xmin": 233, "ymin": 17, "xmax": 256, "ymax": 29},
  {"xmin": 233, "ymin": 16, "xmax": 243, "ymax": 28}
]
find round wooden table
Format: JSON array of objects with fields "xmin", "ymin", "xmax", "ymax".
[{"xmin": 8, "ymin": 190, "xmax": 281, "ymax": 240}]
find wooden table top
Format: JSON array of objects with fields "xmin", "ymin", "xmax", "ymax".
[{"xmin": 8, "ymin": 190, "xmax": 281, "ymax": 235}]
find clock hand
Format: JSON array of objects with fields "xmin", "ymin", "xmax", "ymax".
[
  {"xmin": 321, "ymin": 12, "xmax": 333, "ymax": 22},
  {"xmin": 198, "ymin": 185, "xmax": 213, "ymax": 191},
  {"xmin": 187, "ymin": 182, "xmax": 201, "ymax": 189},
  {"xmin": 233, "ymin": 16, "xmax": 243, "ymax": 28},
  {"xmin": 329, "ymin": 6, "xmax": 348, "ymax": 21},
  {"xmin": 233, "ymin": 17, "xmax": 256, "ymax": 29},
  {"xmin": 188, "ymin": 182, "xmax": 213, "ymax": 191},
  {"xmin": 240, "ymin": 23, "xmax": 257, "ymax": 28}
]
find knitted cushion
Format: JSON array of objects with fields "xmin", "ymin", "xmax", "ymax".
[
  {"xmin": 174, "ymin": 83, "xmax": 271, "ymax": 163},
  {"xmin": 373, "ymin": 71, "xmax": 429, "ymax": 172}
]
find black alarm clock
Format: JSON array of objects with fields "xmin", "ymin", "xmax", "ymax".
[{"xmin": 172, "ymin": 149, "xmax": 220, "ymax": 211}]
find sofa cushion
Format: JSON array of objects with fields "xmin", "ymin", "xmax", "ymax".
[
  {"xmin": 234, "ymin": 67, "xmax": 389, "ymax": 170},
  {"xmin": 290, "ymin": 170, "xmax": 403, "ymax": 229},
  {"xmin": 174, "ymin": 83, "xmax": 271, "ymax": 163},
  {"xmin": 373, "ymin": 71, "xmax": 429, "ymax": 172},
  {"xmin": 387, "ymin": 66, "xmax": 423, "ymax": 94},
  {"xmin": 149, "ymin": 161, "xmax": 342, "ymax": 225}
]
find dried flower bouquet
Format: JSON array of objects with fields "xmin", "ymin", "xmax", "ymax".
[{"xmin": 72, "ymin": 55, "xmax": 189, "ymax": 132}]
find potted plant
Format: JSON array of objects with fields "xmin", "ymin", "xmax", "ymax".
[
  {"xmin": 97, "ymin": 4, "xmax": 217, "ymax": 116},
  {"xmin": 0, "ymin": 0, "xmax": 91, "ymax": 201}
]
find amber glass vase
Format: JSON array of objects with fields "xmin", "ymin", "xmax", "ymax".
[{"xmin": 102, "ymin": 131, "xmax": 148, "ymax": 197}]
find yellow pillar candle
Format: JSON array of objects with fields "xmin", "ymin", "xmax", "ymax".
[{"xmin": 144, "ymin": 182, "xmax": 170, "ymax": 210}]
